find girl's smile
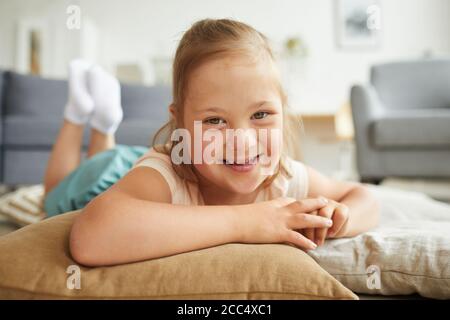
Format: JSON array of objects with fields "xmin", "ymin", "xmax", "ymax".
[{"xmin": 223, "ymin": 153, "xmax": 261, "ymax": 173}]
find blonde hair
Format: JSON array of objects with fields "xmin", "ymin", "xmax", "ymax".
[{"xmin": 152, "ymin": 18, "xmax": 298, "ymax": 188}]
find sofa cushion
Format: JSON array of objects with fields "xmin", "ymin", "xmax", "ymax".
[
  {"xmin": 4, "ymin": 71, "xmax": 67, "ymax": 117},
  {"xmin": 0, "ymin": 69, "xmax": 5, "ymax": 115},
  {"xmin": 3, "ymin": 117, "xmax": 167, "ymax": 148},
  {"xmin": 115, "ymin": 119, "xmax": 168, "ymax": 146},
  {"xmin": 3, "ymin": 116, "xmax": 90, "ymax": 147},
  {"xmin": 121, "ymin": 83, "xmax": 171, "ymax": 119},
  {"xmin": 0, "ymin": 71, "xmax": 6, "ymax": 144},
  {"xmin": 371, "ymin": 59, "xmax": 450, "ymax": 110},
  {"xmin": 0, "ymin": 211, "xmax": 357, "ymax": 300},
  {"xmin": 371, "ymin": 108, "xmax": 450, "ymax": 148},
  {"xmin": 3, "ymin": 71, "xmax": 171, "ymax": 119}
]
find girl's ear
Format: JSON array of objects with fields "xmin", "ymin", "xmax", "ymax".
[{"xmin": 168, "ymin": 103, "xmax": 177, "ymax": 120}]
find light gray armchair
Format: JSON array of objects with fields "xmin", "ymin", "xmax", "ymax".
[{"xmin": 350, "ymin": 59, "xmax": 450, "ymax": 184}]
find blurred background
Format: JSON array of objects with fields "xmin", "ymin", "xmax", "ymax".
[
  {"xmin": 0, "ymin": 0, "xmax": 449, "ymax": 201},
  {"xmin": 3, "ymin": 0, "xmax": 449, "ymax": 104}
]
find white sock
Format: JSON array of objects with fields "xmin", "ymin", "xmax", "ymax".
[
  {"xmin": 64, "ymin": 59, "xmax": 94, "ymax": 125},
  {"xmin": 88, "ymin": 65, "xmax": 123, "ymax": 134}
]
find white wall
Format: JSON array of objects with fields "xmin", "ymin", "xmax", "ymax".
[{"xmin": 1, "ymin": 0, "xmax": 450, "ymax": 113}]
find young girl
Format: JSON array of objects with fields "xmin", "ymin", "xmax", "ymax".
[{"xmin": 44, "ymin": 19, "xmax": 379, "ymax": 267}]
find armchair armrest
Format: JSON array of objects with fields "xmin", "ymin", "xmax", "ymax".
[
  {"xmin": 350, "ymin": 83, "xmax": 386, "ymax": 126},
  {"xmin": 350, "ymin": 84, "xmax": 387, "ymax": 163}
]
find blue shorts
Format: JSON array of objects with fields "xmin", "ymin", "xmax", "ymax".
[{"xmin": 44, "ymin": 144, "xmax": 149, "ymax": 217}]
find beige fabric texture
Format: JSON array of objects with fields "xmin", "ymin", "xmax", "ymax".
[
  {"xmin": 0, "ymin": 185, "xmax": 46, "ymax": 226},
  {"xmin": 133, "ymin": 148, "xmax": 309, "ymax": 205},
  {"xmin": 308, "ymin": 185, "xmax": 450, "ymax": 299},
  {"xmin": 0, "ymin": 211, "xmax": 357, "ymax": 300}
]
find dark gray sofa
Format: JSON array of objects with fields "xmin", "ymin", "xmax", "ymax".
[{"xmin": 0, "ymin": 70, "xmax": 172, "ymax": 185}]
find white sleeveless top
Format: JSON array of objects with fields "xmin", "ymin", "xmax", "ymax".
[{"xmin": 132, "ymin": 147, "xmax": 309, "ymax": 205}]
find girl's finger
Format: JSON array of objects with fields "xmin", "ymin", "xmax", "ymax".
[
  {"xmin": 304, "ymin": 210, "xmax": 318, "ymax": 243},
  {"xmin": 285, "ymin": 229, "xmax": 317, "ymax": 251},
  {"xmin": 289, "ymin": 213, "xmax": 333, "ymax": 229},
  {"xmin": 287, "ymin": 197, "xmax": 329, "ymax": 213},
  {"xmin": 315, "ymin": 205, "xmax": 334, "ymax": 246},
  {"xmin": 328, "ymin": 205, "xmax": 349, "ymax": 238}
]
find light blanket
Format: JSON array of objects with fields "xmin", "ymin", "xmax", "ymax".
[{"xmin": 308, "ymin": 184, "xmax": 450, "ymax": 299}]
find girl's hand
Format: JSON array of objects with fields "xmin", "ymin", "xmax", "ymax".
[
  {"xmin": 236, "ymin": 197, "xmax": 333, "ymax": 251},
  {"xmin": 303, "ymin": 197, "xmax": 350, "ymax": 246}
]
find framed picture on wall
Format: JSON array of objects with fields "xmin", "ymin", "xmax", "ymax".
[
  {"xmin": 15, "ymin": 19, "xmax": 49, "ymax": 75},
  {"xmin": 335, "ymin": 0, "xmax": 381, "ymax": 49}
]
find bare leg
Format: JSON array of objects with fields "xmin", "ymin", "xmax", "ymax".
[
  {"xmin": 44, "ymin": 120, "xmax": 84, "ymax": 194},
  {"xmin": 43, "ymin": 61, "xmax": 122, "ymax": 196},
  {"xmin": 87, "ymin": 128, "xmax": 116, "ymax": 158},
  {"xmin": 44, "ymin": 124, "xmax": 116, "ymax": 195},
  {"xmin": 44, "ymin": 59, "xmax": 94, "ymax": 195}
]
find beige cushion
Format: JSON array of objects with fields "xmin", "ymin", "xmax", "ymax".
[
  {"xmin": 308, "ymin": 185, "xmax": 450, "ymax": 299},
  {"xmin": 0, "ymin": 210, "xmax": 357, "ymax": 300}
]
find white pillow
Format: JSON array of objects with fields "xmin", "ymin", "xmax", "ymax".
[{"xmin": 308, "ymin": 185, "xmax": 450, "ymax": 299}]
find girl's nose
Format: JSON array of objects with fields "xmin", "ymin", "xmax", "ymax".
[{"xmin": 224, "ymin": 128, "xmax": 259, "ymax": 160}]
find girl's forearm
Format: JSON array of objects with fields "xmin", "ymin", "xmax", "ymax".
[
  {"xmin": 338, "ymin": 185, "xmax": 380, "ymax": 237},
  {"xmin": 70, "ymin": 190, "xmax": 241, "ymax": 266}
]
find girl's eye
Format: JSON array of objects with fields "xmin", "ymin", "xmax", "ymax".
[
  {"xmin": 204, "ymin": 117, "xmax": 225, "ymax": 125},
  {"xmin": 252, "ymin": 111, "xmax": 269, "ymax": 120}
]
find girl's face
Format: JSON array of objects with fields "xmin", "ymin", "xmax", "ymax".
[{"xmin": 181, "ymin": 55, "xmax": 283, "ymax": 195}]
